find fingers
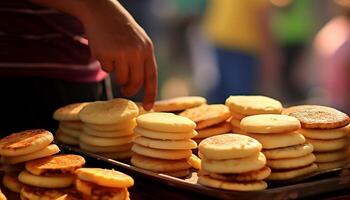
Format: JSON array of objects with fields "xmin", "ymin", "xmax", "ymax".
[
  {"xmin": 121, "ymin": 59, "xmax": 144, "ymax": 97},
  {"xmin": 142, "ymin": 54, "xmax": 158, "ymax": 110},
  {"xmin": 114, "ymin": 59, "xmax": 129, "ymax": 86},
  {"xmin": 99, "ymin": 59, "xmax": 114, "ymax": 73}
]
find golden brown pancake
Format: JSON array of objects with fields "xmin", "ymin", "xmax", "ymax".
[{"xmin": 75, "ymin": 179, "xmax": 127, "ymax": 200}]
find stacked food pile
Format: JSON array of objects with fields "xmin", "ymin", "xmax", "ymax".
[
  {"xmin": 225, "ymin": 95, "xmax": 283, "ymax": 134},
  {"xmin": 285, "ymin": 105, "xmax": 350, "ymax": 171},
  {"xmin": 78, "ymin": 98, "xmax": 138, "ymax": 160},
  {"xmin": 131, "ymin": 112, "xmax": 197, "ymax": 177},
  {"xmin": 75, "ymin": 168, "xmax": 133, "ymax": 200},
  {"xmin": 53, "ymin": 102, "xmax": 89, "ymax": 146},
  {"xmin": 180, "ymin": 104, "xmax": 231, "ymax": 144},
  {"xmin": 241, "ymin": 114, "xmax": 317, "ymax": 180},
  {"xmin": 153, "ymin": 96, "xmax": 206, "ymax": 113},
  {"xmin": 197, "ymin": 134, "xmax": 270, "ymax": 191}
]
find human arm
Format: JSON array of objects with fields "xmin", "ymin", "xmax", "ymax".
[{"xmin": 30, "ymin": 0, "xmax": 157, "ymax": 110}]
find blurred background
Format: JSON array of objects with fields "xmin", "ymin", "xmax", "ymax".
[{"xmin": 119, "ymin": 0, "xmax": 350, "ymax": 113}]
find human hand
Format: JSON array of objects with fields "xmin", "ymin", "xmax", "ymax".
[{"xmin": 82, "ymin": 0, "xmax": 157, "ymax": 110}]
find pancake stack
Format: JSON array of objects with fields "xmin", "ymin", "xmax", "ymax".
[
  {"xmin": 197, "ymin": 134, "xmax": 269, "ymax": 191},
  {"xmin": 78, "ymin": 98, "xmax": 139, "ymax": 160},
  {"xmin": 240, "ymin": 114, "xmax": 318, "ymax": 181},
  {"xmin": 153, "ymin": 96, "xmax": 207, "ymax": 113},
  {"xmin": 0, "ymin": 129, "xmax": 60, "ymax": 193},
  {"xmin": 75, "ymin": 168, "xmax": 133, "ymax": 200},
  {"xmin": 225, "ymin": 95, "xmax": 283, "ymax": 134},
  {"xmin": 131, "ymin": 112, "xmax": 197, "ymax": 177},
  {"xmin": 19, "ymin": 154, "xmax": 85, "ymax": 199},
  {"xmin": 285, "ymin": 105, "xmax": 350, "ymax": 171},
  {"xmin": 53, "ymin": 102, "xmax": 89, "ymax": 146},
  {"xmin": 179, "ymin": 104, "xmax": 231, "ymax": 144}
]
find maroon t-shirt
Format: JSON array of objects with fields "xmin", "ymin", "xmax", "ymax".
[{"xmin": 0, "ymin": 0, "xmax": 107, "ymax": 82}]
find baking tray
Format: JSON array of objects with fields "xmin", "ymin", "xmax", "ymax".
[{"xmin": 57, "ymin": 142, "xmax": 350, "ymax": 200}]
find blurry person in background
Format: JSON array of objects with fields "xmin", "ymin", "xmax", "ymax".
[
  {"xmin": 271, "ymin": 0, "xmax": 315, "ymax": 104},
  {"xmin": 0, "ymin": 0, "xmax": 157, "ymax": 133},
  {"xmin": 202, "ymin": 0, "xmax": 281, "ymax": 103},
  {"xmin": 313, "ymin": 0, "xmax": 350, "ymax": 113}
]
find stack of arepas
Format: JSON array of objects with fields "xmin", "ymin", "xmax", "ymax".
[
  {"xmin": 180, "ymin": 104, "xmax": 231, "ymax": 144},
  {"xmin": 19, "ymin": 154, "xmax": 85, "ymax": 199},
  {"xmin": 153, "ymin": 96, "xmax": 207, "ymax": 113},
  {"xmin": 198, "ymin": 134, "xmax": 270, "ymax": 191},
  {"xmin": 225, "ymin": 95, "xmax": 283, "ymax": 134},
  {"xmin": 53, "ymin": 102, "xmax": 89, "ymax": 146},
  {"xmin": 78, "ymin": 98, "xmax": 138, "ymax": 160},
  {"xmin": 0, "ymin": 129, "xmax": 60, "ymax": 193},
  {"xmin": 285, "ymin": 105, "xmax": 350, "ymax": 171},
  {"xmin": 241, "ymin": 114, "xmax": 318, "ymax": 180},
  {"xmin": 132, "ymin": 112, "xmax": 197, "ymax": 177},
  {"xmin": 75, "ymin": 168, "xmax": 133, "ymax": 200}
]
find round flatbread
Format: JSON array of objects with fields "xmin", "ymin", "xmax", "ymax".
[
  {"xmin": 195, "ymin": 122, "xmax": 231, "ymax": 139},
  {"xmin": 267, "ymin": 164, "xmax": 318, "ymax": 180},
  {"xmin": 96, "ymin": 151, "xmax": 133, "ymax": 160},
  {"xmin": 153, "ymin": 96, "xmax": 206, "ymax": 112},
  {"xmin": 53, "ymin": 102, "xmax": 89, "ymax": 121},
  {"xmin": 247, "ymin": 132, "xmax": 305, "ymax": 149},
  {"xmin": 179, "ymin": 104, "xmax": 231, "ymax": 129},
  {"xmin": 75, "ymin": 168, "xmax": 134, "ymax": 188},
  {"xmin": 262, "ymin": 143, "xmax": 314, "ymax": 159},
  {"xmin": 199, "ymin": 134, "xmax": 262, "ymax": 160},
  {"xmin": 18, "ymin": 170, "xmax": 75, "ymax": 188},
  {"xmin": 317, "ymin": 160, "xmax": 347, "ymax": 171},
  {"xmin": 79, "ymin": 142, "xmax": 133, "ymax": 153},
  {"xmin": 240, "ymin": 114, "xmax": 301, "ymax": 134},
  {"xmin": 133, "ymin": 136, "xmax": 197, "ymax": 150},
  {"xmin": 198, "ymin": 175, "xmax": 267, "ymax": 191},
  {"xmin": 80, "ymin": 134, "xmax": 134, "ymax": 147},
  {"xmin": 137, "ymin": 112, "xmax": 196, "ymax": 132},
  {"xmin": 308, "ymin": 138, "xmax": 348, "ymax": 152},
  {"xmin": 267, "ymin": 153, "xmax": 316, "ymax": 169},
  {"xmin": 0, "ymin": 129, "xmax": 54, "ymax": 156},
  {"xmin": 75, "ymin": 179, "xmax": 127, "ymax": 199},
  {"xmin": 284, "ymin": 105, "xmax": 350, "ymax": 129},
  {"xmin": 79, "ymin": 98, "xmax": 139, "ymax": 125},
  {"xmin": 25, "ymin": 154, "xmax": 85, "ymax": 176},
  {"xmin": 202, "ymin": 152, "xmax": 266, "ymax": 174},
  {"xmin": 188, "ymin": 154, "xmax": 201, "ymax": 170},
  {"xmin": 85, "ymin": 118, "xmax": 137, "ymax": 132},
  {"xmin": 314, "ymin": 150, "xmax": 348, "ymax": 163},
  {"xmin": 60, "ymin": 121, "xmax": 83, "ymax": 130},
  {"xmin": 134, "ymin": 127, "xmax": 197, "ymax": 140},
  {"xmin": 131, "ymin": 153, "xmax": 191, "ymax": 172},
  {"xmin": 83, "ymin": 125, "xmax": 134, "ymax": 138},
  {"xmin": 55, "ymin": 130, "xmax": 79, "ymax": 146},
  {"xmin": 59, "ymin": 125, "xmax": 81, "ymax": 138},
  {"xmin": 297, "ymin": 127, "xmax": 348, "ymax": 140},
  {"xmin": 132, "ymin": 144, "xmax": 192, "ymax": 160},
  {"xmin": 3, "ymin": 173, "xmax": 23, "ymax": 193},
  {"xmin": 225, "ymin": 95, "xmax": 283, "ymax": 115}
]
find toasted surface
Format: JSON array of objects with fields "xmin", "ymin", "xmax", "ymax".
[
  {"xmin": 267, "ymin": 153, "xmax": 316, "ymax": 169},
  {"xmin": 55, "ymin": 130, "xmax": 79, "ymax": 146},
  {"xmin": 317, "ymin": 160, "xmax": 347, "ymax": 171},
  {"xmin": 134, "ymin": 127, "xmax": 197, "ymax": 140},
  {"xmin": 240, "ymin": 114, "xmax": 301, "ymax": 134},
  {"xmin": 199, "ymin": 134, "xmax": 262, "ymax": 160},
  {"xmin": 2, "ymin": 144, "xmax": 60, "ymax": 164},
  {"xmin": 53, "ymin": 102, "xmax": 89, "ymax": 121},
  {"xmin": 131, "ymin": 154, "xmax": 191, "ymax": 172},
  {"xmin": 75, "ymin": 179, "xmax": 127, "ymax": 200},
  {"xmin": 314, "ymin": 149, "xmax": 348, "ymax": 162},
  {"xmin": 79, "ymin": 142, "xmax": 133, "ymax": 153},
  {"xmin": 20, "ymin": 186, "xmax": 77, "ymax": 200},
  {"xmin": 284, "ymin": 105, "xmax": 350, "ymax": 129},
  {"xmin": 195, "ymin": 122, "xmax": 231, "ymax": 139},
  {"xmin": 75, "ymin": 168, "xmax": 134, "ymax": 188},
  {"xmin": 18, "ymin": 170, "xmax": 75, "ymax": 188},
  {"xmin": 25, "ymin": 154, "xmax": 85, "ymax": 176},
  {"xmin": 297, "ymin": 127, "xmax": 348, "ymax": 140},
  {"xmin": 162, "ymin": 169, "xmax": 191, "ymax": 178},
  {"xmin": 3, "ymin": 173, "xmax": 23, "ymax": 193},
  {"xmin": 262, "ymin": 143, "xmax": 314, "ymax": 159},
  {"xmin": 83, "ymin": 125, "xmax": 134, "ymax": 138},
  {"xmin": 202, "ymin": 152, "xmax": 266, "ymax": 174},
  {"xmin": 80, "ymin": 134, "xmax": 134, "ymax": 147},
  {"xmin": 0, "ymin": 129, "xmax": 53, "ymax": 156},
  {"xmin": 247, "ymin": 132, "xmax": 305, "ymax": 149},
  {"xmin": 225, "ymin": 95, "xmax": 283, "ymax": 115},
  {"xmin": 79, "ymin": 98, "xmax": 139, "ymax": 125},
  {"xmin": 132, "ymin": 144, "xmax": 192, "ymax": 160},
  {"xmin": 267, "ymin": 164, "xmax": 318, "ymax": 180},
  {"xmin": 85, "ymin": 118, "xmax": 137, "ymax": 132},
  {"xmin": 136, "ymin": 112, "xmax": 196, "ymax": 132},
  {"xmin": 133, "ymin": 136, "xmax": 197, "ymax": 150},
  {"xmin": 308, "ymin": 138, "xmax": 348, "ymax": 152},
  {"xmin": 153, "ymin": 96, "xmax": 206, "ymax": 112},
  {"xmin": 200, "ymin": 166, "xmax": 271, "ymax": 182},
  {"xmin": 96, "ymin": 150, "xmax": 133, "ymax": 160},
  {"xmin": 198, "ymin": 175, "xmax": 267, "ymax": 191}
]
